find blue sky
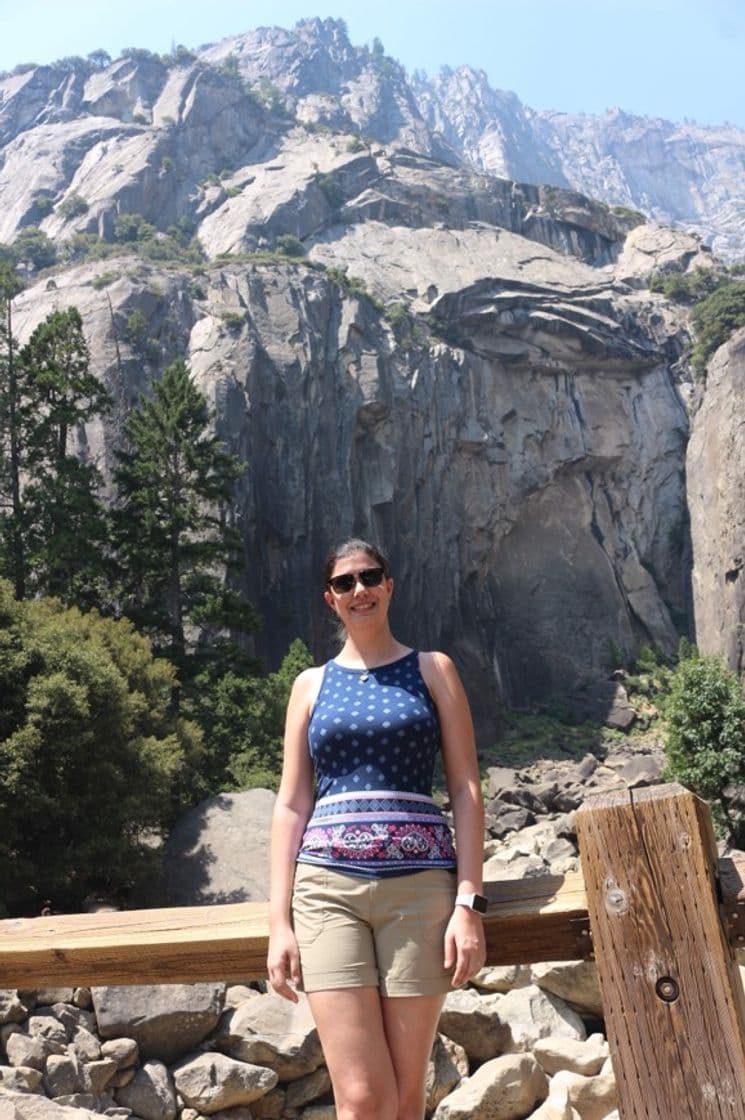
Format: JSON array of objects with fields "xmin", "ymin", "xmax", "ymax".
[{"xmin": 0, "ymin": 0, "xmax": 742, "ymax": 128}]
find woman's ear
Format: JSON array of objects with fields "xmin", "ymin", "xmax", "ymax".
[{"xmin": 324, "ymin": 589, "xmax": 337, "ymax": 612}]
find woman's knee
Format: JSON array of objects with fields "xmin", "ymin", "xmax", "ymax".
[{"xmin": 335, "ymin": 1079, "xmax": 398, "ymax": 1120}]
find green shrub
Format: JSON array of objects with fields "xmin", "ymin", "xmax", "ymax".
[
  {"xmin": 11, "ymin": 227, "xmax": 57, "ymax": 270},
  {"xmin": 114, "ymin": 212, "xmax": 156, "ymax": 243},
  {"xmin": 663, "ymin": 649, "xmax": 745, "ymax": 843},
  {"xmin": 648, "ymin": 267, "xmax": 722, "ymax": 303},
  {"xmin": 57, "ymin": 193, "xmax": 89, "ymax": 219},
  {"xmin": 313, "ymin": 171, "xmax": 345, "ymax": 210},
  {"xmin": 346, "ymin": 136, "xmax": 367, "ymax": 153},
  {"xmin": 89, "ymin": 270, "xmax": 121, "ymax": 289},
  {"xmin": 125, "ymin": 309, "xmax": 149, "ymax": 345},
  {"xmin": 219, "ymin": 310, "xmax": 244, "ymax": 331},
  {"xmin": 690, "ymin": 281, "xmax": 745, "ymax": 370},
  {"xmin": 275, "ymin": 234, "xmax": 306, "ymax": 258},
  {"xmin": 33, "ymin": 194, "xmax": 55, "ymax": 218},
  {"xmin": 190, "ymin": 639, "xmax": 314, "ymax": 791},
  {"xmin": 0, "ymin": 583, "xmax": 202, "ymax": 914}
]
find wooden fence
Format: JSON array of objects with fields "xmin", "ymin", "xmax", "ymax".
[{"xmin": 2, "ymin": 784, "xmax": 745, "ymax": 1117}]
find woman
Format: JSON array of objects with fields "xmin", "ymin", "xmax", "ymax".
[{"xmin": 267, "ymin": 539, "xmax": 486, "ymax": 1120}]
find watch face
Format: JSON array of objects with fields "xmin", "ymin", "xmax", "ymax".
[{"xmin": 473, "ymin": 894, "xmax": 488, "ymax": 914}]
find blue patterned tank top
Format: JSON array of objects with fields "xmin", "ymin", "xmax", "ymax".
[{"xmin": 296, "ymin": 650, "xmax": 457, "ymax": 878}]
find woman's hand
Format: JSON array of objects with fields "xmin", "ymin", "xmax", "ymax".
[
  {"xmin": 444, "ymin": 906, "xmax": 486, "ymax": 988},
  {"xmin": 267, "ymin": 924, "xmax": 302, "ymax": 1002}
]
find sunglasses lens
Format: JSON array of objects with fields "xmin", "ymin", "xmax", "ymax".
[
  {"xmin": 359, "ymin": 567, "xmax": 384, "ymax": 587},
  {"xmin": 329, "ymin": 568, "xmax": 385, "ymax": 593},
  {"xmin": 330, "ymin": 574, "xmax": 355, "ymax": 593}
]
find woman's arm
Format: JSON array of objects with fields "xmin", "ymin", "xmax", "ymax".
[
  {"xmin": 420, "ymin": 651, "xmax": 486, "ymax": 987},
  {"xmin": 266, "ymin": 667, "xmax": 319, "ymax": 1002}
]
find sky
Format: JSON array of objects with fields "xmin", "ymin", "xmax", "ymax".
[{"xmin": 0, "ymin": 0, "xmax": 742, "ymax": 129}]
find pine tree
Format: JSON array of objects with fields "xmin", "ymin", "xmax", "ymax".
[
  {"xmin": 111, "ymin": 359, "xmax": 252, "ymax": 668},
  {"xmin": 0, "ymin": 264, "xmax": 25, "ymax": 597},
  {"xmin": 18, "ymin": 307, "xmax": 111, "ymax": 604}
]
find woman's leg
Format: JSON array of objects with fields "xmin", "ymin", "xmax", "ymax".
[
  {"xmin": 307, "ymin": 987, "xmax": 399, "ymax": 1120},
  {"xmin": 381, "ymin": 993, "xmax": 446, "ymax": 1120}
]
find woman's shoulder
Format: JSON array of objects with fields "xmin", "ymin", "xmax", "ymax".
[{"xmin": 418, "ymin": 650, "xmax": 457, "ymax": 676}]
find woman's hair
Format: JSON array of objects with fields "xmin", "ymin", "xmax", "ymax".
[{"xmin": 323, "ymin": 538, "xmax": 391, "ymax": 587}]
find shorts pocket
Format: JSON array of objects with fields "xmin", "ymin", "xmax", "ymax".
[{"xmin": 291, "ymin": 865, "xmax": 328, "ymax": 948}]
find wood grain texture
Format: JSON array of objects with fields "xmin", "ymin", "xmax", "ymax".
[
  {"xmin": 576, "ymin": 782, "xmax": 745, "ymax": 1120},
  {"xmin": 0, "ymin": 873, "xmax": 591, "ymax": 987}
]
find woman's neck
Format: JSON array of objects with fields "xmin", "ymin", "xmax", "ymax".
[{"xmin": 337, "ymin": 632, "xmax": 409, "ymax": 668}]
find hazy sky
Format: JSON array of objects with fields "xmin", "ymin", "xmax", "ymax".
[{"xmin": 0, "ymin": 0, "xmax": 742, "ymax": 128}]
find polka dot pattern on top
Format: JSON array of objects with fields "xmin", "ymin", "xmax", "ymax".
[{"xmin": 297, "ymin": 650, "xmax": 456, "ymax": 878}]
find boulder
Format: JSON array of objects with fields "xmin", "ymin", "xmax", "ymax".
[
  {"xmin": 171, "ymin": 1052, "xmax": 278, "ymax": 1113},
  {"xmin": 68, "ymin": 1028, "xmax": 101, "ymax": 1064},
  {"xmin": 100, "ymin": 1039, "xmax": 138, "ymax": 1069},
  {"xmin": 115, "ymin": 1060, "xmax": 177, "ymax": 1120},
  {"xmin": 0, "ymin": 1068, "xmax": 43, "ymax": 1094},
  {"xmin": 162, "ymin": 790, "xmax": 276, "ymax": 906},
  {"xmin": 283, "ymin": 1066, "xmax": 331, "ymax": 1109},
  {"xmin": 551, "ymin": 1058, "xmax": 617, "ymax": 1120},
  {"xmin": 91, "ymin": 984, "xmax": 225, "ymax": 1063},
  {"xmin": 250, "ymin": 1087, "xmax": 286, "ymax": 1119},
  {"xmin": 213, "ymin": 991, "xmax": 324, "ymax": 1081},
  {"xmin": 26, "ymin": 1014, "xmax": 68, "ymax": 1048},
  {"xmin": 498, "ymin": 986, "xmax": 586, "ymax": 1052},
  {"xmin": 531, "ymin": 962, "xmax": 604, "ymax": 1018},
  {"xmin": 426, "ymin": 1034, "xmax": 469, "ymax": 1114},
  {"xmin": 0, "ymin": 1093, "xmax": 95, "ymax": 1120},
  {"xmin": 81, "ymin": 1059, "xmax": 119, "ymax": 1097},
  {"xmin": 5, "ymin": 1031, "xmax": 63, "ymax": 1070},
  {"xmin": 0, "ymin": 994, "xmax": 30, "ymax": 1026},
  {"xmin": 527, "ymin": 1083, "xmax": 581, "ymax": 1119},
  {"xmin": 564, "ymin": 682, "xmax": 635, "ymax": 731},
  {"xmin": 438, "ymin": 989, "xmax": 511, "ymax": 1062},
  {"xmin": 432, "ymin": 1052, "xmax": 547, "ymax": 1119},
  {"xmin": 486, "ymin": 768, "xmax": 519, "ymax": 800},
  {"xmin": 33, "ymin": 993, "xmax": 75, "ymax": 1009},
  {"xmin": 472, "ymin": 965, "xmax": 532, "ymax": 993},
  {"xmin": 533, "ymin": 1034, "xmax": 609, "ymax": 1077},
  {"xmin": 43, "ymin": 1055, "xmax": 83, "ymax": 1099},
  {"xmin": 71, "ymin": 991, "xmax": 92, "ymax": 1012}
]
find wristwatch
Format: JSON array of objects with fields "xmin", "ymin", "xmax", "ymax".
[{"xmin": 455, "ymin": 892, "xmax": 488, "ymax": 914}]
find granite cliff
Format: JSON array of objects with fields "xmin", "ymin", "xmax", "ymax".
[{"xmin": 0, "ymin": 19, "xmax": 721, "ymax": 736}]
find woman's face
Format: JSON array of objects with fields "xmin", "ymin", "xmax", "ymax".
[{"xmin": 324, "ymin": 549, "xmax": 394, "ymax": 629}]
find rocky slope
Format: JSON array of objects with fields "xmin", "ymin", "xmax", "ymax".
[
  {"xmin": 0, "ymin": 21, "xmax": 723, "ymax": 736},
  {"xmin": 414, "ymin": 64, "xmax": 745, "ymax": 262}
]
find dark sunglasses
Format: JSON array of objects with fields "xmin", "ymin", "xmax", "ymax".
[{"xmin": 327, "ymin": 567, "xmax": 386, "ymax": 594}]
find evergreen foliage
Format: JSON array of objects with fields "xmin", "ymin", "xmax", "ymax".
[
  {"xmin": 0, "ymin": 581, "xmax": 203, "ymax": 914},
  {"xmin": 663, "ymin": 648, "xmax": 745, "ymax": 844},
  {"xmin": 690, "ymin": 280, "xmax": 745, "ymax": 370},
  {"xmin": 189, "ymin": 638, "xmax": 313, "ymax": 791},
  {"xmin": 0, "ymin": 299, "xmax": 110, "ymax": 605},
  {"xmin": 111, "ymin": 359, "xmax": 249, "ymax": 666}
]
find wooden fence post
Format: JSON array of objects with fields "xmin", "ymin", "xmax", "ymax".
[{"xmin": 576, "ymin": 782, "xmax": 745, "ymax": 1119}]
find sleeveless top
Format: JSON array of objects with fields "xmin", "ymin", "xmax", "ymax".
[{"xmin": 296, "ymin": 650, "xmax": 457, "ymax": 878}]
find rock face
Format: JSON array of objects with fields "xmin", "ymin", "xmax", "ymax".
[
  {"xmin": 413, "ymin": 65, "xmax": 745, "ymax": 262},
  {"xmin": 687, "ymin": 328, "xmax": 745, "ymax": 670},
  {"xmin": 1, "ymin": 22, "xmax": 702, "ymax": 735}
]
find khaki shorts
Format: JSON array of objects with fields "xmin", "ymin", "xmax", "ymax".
[{"xmin": 292, "ymin": 863, "xmax": 457, "ymax": 996}]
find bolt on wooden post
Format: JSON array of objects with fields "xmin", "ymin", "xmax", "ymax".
[{"xmin": 576, "ymin": 783, "xmax": 745, "ymax": 1119}]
